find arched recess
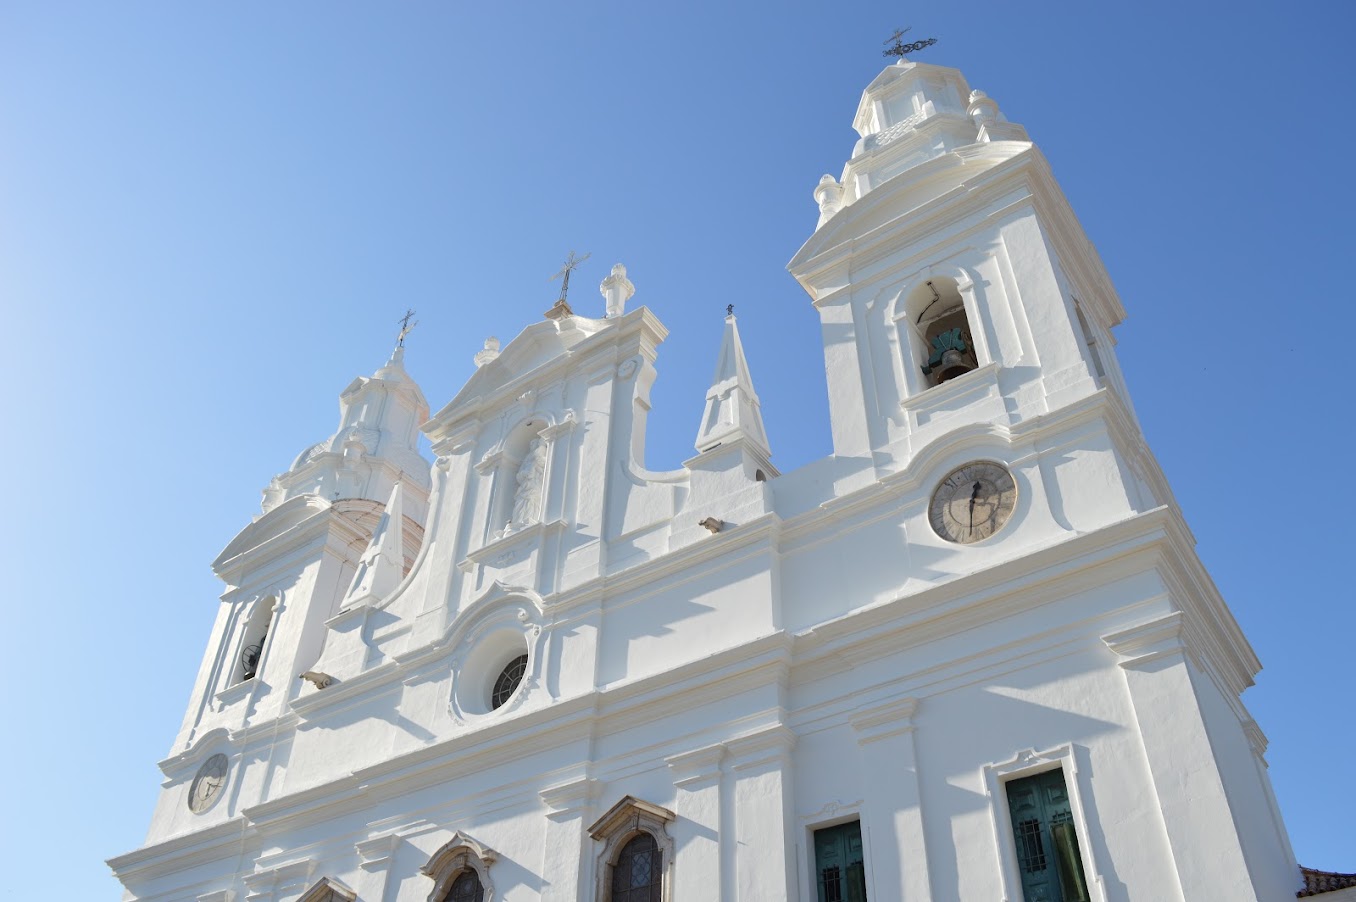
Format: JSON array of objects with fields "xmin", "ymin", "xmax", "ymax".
[
  {"xmin": 445, "ymin": 583, "xmax": 550, "ymax": 723},
  {"xmin": 588, "ymin": 796, "xmax": 676, "ymax": 902},
  {"xmin": 477, "ymin": 409, "xmax": 574, "ymax": 544},
  {"xmin": 221, "ymin": 587, "xmax": 287, "ymax": 690},
  {"xmin": 897, "ymin": 274, "xmax": 982, "ymax": 392},
  {"xmin": 420, "ymin": 832, "xmax": 499, "ymax": 902},
  {"xmin": 296, "ymin": 876, "xmax": 356, "ymax": 902}
]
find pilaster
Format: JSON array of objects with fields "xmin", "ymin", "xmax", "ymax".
[
  {"xmin": 1103, "ymin": 613, "xmax": 1258, "ymax": 900},
  {"xmin": 540, "ymin": 776, "xmax": 599, "ymax": 902},
  {"xmin": 354, "ymin": 833, "xmax": 402, "ymax": 902},
  {"xmin": 850, "ymin": 695, "xmax": 932, "ymax": 902},
  {"xmin": 725, "ymin": 725, "xmax": 797, "ymax": 902},
  {"xmin": 666, "ymin": 743, "xmax": 727, "ymax": 902}
]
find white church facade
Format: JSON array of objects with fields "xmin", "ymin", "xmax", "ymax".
[{"xmin": 111, "ymin": 57, "xmax": 1334, "ymax": 902}]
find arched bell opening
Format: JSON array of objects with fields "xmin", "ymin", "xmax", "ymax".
[
  {"xmin": 233, "ymin": 596, "xmax": 277, "ymax": 684},
  {"xmin": 904, "ymin": 277, "xmax": 978, "ymax": 388}
]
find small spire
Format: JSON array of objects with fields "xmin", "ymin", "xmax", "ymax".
[
  {"xmin": 343, "ymin": 482, "xmax": 407, "ymax": 607},
  {"xmin": 693, "ymin": 311, "xmax": 771, "ymax": 456}
]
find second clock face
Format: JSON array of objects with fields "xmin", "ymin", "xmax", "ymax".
[{"xmin": 929, "ymin": 461, "xmax": 1018, "ymax": 544}]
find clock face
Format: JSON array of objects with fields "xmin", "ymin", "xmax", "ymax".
[
  {"xmin": 187, "ymin": 753, "xmax": 229, "ymax": 814},
  {"xmin": 929, "ymin": 461, "xmax": 1018, "ymax": 544}
]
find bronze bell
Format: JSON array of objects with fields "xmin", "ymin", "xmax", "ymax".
[{"xmin": 933, "ymin": 348, "xmax": 974, "ymax": 383}]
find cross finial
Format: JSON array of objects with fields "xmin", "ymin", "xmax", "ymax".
[
  {"xmin": 883, "ymin": 27, "xmax": 937, "ymax": 58},
  {"xmin": 727, "ymin": 304, "xmax": 734, "ymax": 316},
  {"xmin": 550, "ymin": 251, "xmax": 591, "ymax": 304},
  {"xmin": 396, "ymin": 308, "xmax": 418, "ymax": 348}
]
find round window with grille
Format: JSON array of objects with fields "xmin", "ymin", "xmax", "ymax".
[{"xmin": 490, "ymin": 653, "xmax": 528, "ymax": 710}]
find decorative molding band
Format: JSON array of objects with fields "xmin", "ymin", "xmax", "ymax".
[
  {"xmin": 800, "ymin": 798, "xmax": 864, "ymax": 823},
  {"xmin": 725, "ymin": 723, "xmax": 797, "ymax": 771},
  {"xmin": 1242, "ymin": 718, "xmax": 1269, "ymax": 761},
  {"xmin": 355, "ymin": 832, "xmax": 402, "ymax": 871},
  {"xmin": 849, "ymin": 695, "xmax": 919, "ymax": 745},
  {"xmin": 588, "ymin": 795, "xmax": 676, "ymax": 841},
  {"xmin": 297, "ymin": 877, "xmax": 357, "ymax": 902},
  {"xmin": 540, "ymin": 776, "xmax": 599, "ymax": 816},
  {"xmin": 665, "ymin": 743, "xmax": 727, "ymax": 788},
  {"xmin": 242, "ymin": 858, "xmax": 317, "ymax": 902},
  {"xmin": 473, "ymin": 450, "xmax": 505, "ymax": 475},
  {"xmin": 1102, "ymin": 611, "xmax": 1190, "ymax": 670}
]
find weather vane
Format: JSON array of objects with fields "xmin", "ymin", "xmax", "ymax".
[
  {"xmin": 396, "ymin": 308, "xmax": 418, "ymax": 347},
  {"xmin": 883, "ymin": 27, "xmax": 937, "ymax": 58}
]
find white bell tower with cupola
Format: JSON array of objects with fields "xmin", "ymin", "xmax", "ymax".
[
  {"xmin": 139, "ymin": 345, "xmax": 432, "ymax": 848},
  {"xmin": 792, "ymin": 58, "xmax": 1151, "ymax": 523}
]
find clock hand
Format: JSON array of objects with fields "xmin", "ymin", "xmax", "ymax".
[{"xmin": 968, "ymin": 481, "xmax": 980, "ymax": 533}]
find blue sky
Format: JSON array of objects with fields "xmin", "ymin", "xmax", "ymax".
[{"xmin": 1, "ymin": 1, "xmax": 1352, "ymax": 897}]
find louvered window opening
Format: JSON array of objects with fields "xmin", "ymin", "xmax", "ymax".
[
  {"xmin": 491, "ymin": 654, "xmax": 528, "ymax": 709},
  {"xmin": 612, "ymin": 833, "xmax": 662, "ymax": 902},
  {"xmin": 446, "ymin": 870, "xmax": 484, "ymax": 902}
]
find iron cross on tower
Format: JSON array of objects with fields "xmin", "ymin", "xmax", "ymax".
[
  {"xmin": 396, "ymin": 308, "xmax": 418, "ymax": 348},
  {"xmin": 551, "ymin": 251, "xmax": 591, "ymax": 304},
  {"xmin": 883, "ymin": 27, "xmax": 938, "ymax": 58}
]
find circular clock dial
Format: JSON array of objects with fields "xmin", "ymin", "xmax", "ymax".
[
  {"xmin": 187, "ymin": 753, "xmax": 229, "ymax": 814},
  {"xmin": 929, "ymin": 461, "xmax": 1017, "ymax": 544}
]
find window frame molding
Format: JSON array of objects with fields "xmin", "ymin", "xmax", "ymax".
[
  {"xmin": 981, "ymin": 744, "xmax": 1106, "ymax": 902},
  {"xmin": 588, "ymin": 795, "xmax": 676, "ymax": 902},
  {"xmin": 419, "ymin": 831, "xmax": 498, "ymax": 902},
  {"xmin": 296, "ymin": 876, "xmax": 357, "ymax": 902}
]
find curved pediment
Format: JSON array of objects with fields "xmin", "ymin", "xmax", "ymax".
[
  {"xmin": 212, "ymin": 494, "xmax": 331, "ymax": 575},
  {"xmin": 790, "ymin": 142, "xmax": 1033, "ymax": 282}
]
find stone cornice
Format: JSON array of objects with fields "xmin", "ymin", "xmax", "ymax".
[
  {"xmin": 107, "ymin": 817, "xmax": 251, "ymax": 882},
  {"xmin": 849, "ymin": 695, "xmax": 919, "ymax": 744},
  {"xmin": 540, "ymin": 775, "xmax": 600, "ymax": 815},
  {"xmin": 665, "ymin": 743, "xmax": 726, "ymax": 788}
]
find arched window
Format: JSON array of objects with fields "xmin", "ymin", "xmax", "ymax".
[
  {"xmin": 420, "ymin": 832, "xmax": 498, "ymax": 902},
  {"xmin": 902, "ymin": 277, "xmax": 980, "ymax": 390},
  {"xmin": 612, "ymin": 833, "xmax": 662, "ymax": 902},
  {"xmin": 233, "ymin": 596, "xmax": 277, "ymax": 684},
  {"xmin": 445, "ymin": 869, "xmax": 484, "ymax": 902},
  {"xmin": 589, "ymin": 795, "xmax": 675, "ymax": 902}
]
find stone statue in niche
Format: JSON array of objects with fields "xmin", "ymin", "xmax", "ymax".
[{"xmin": 506, "ymin": 439, "xmax": 547, "ymax": 533}]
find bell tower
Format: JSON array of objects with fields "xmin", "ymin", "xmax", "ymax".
[{"xmin": 791, "ymin": 57, "xmax": 1141, "ymax": 504}]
